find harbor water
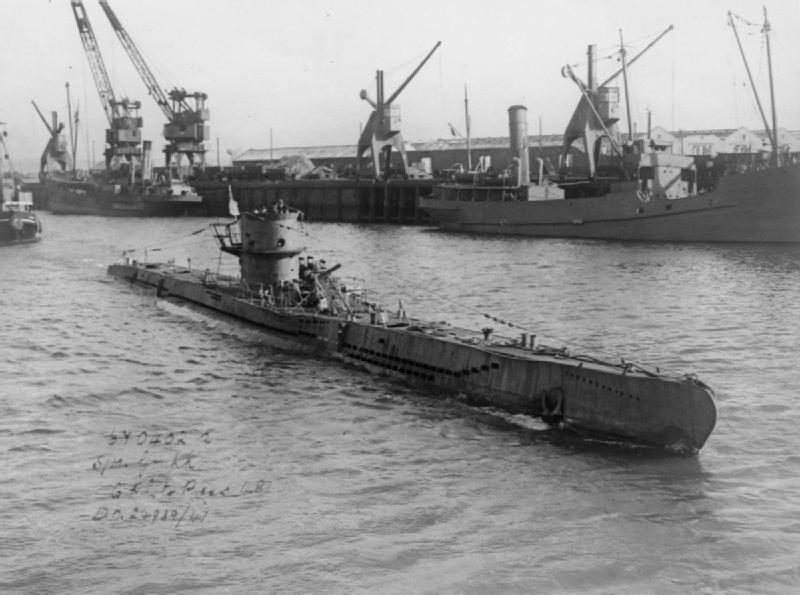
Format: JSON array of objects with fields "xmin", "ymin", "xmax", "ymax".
[{"xmin": 2, "ymin": 213, "xmax": 799, "ymax": 594}]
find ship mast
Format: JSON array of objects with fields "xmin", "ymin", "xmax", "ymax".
[
  {"xmin": 618, "ymin": 29, "xmax": 633, "ymax": 143},
  {"xmin": 763, "ymin": 7, "xmax": 779, "ymax": 167},
  {"xmin": 65, "ymin": 83, "xmax": 78, "ymax": 175},
  {"xmin": 464, "ymin": 84, "xmax": 472, "ymax": 171},
  {"xmin": 728, "ymin": 9, "xmax": 779, "ymax": 167}
]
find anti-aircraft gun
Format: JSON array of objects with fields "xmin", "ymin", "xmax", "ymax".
[{"xmin": 356, "ymin": 41, "xmax": 441, "ymax": 180}]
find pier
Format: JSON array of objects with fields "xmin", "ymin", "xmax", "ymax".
[{"xmin": 194, "ymin": 179, "xmax": 435, "ymax": 223}]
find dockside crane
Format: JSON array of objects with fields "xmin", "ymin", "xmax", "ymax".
[
  {"xmin": 31, "ymin": 100, "xmax": 72, "ymax": 174},
  {"xmin": 357, "ymin": 41, "xmax": 441, "ymax": 180},
  {"xmin": 560, "ymin": 25, "xmax": 673, "ymax": 179},
  {"xmin": 99, "ymin": 0, "xmax": 209, "ymax": 175},
  {"xmin": 70, "ymin": 0, "xmax": 142, "ymax": 177}
]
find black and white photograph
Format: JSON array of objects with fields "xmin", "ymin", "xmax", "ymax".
[{"xmin": 1, "ymin": 0, "xmax": 799, "ymax": 592}]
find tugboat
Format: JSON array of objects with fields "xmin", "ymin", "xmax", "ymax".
[
  {"xmin": 108, "ymin": 207, "xmax": 717, "ymax": 453},
  {"xmin": 0, "ymin": 126, "xmax": 41, "ymax": 245}
]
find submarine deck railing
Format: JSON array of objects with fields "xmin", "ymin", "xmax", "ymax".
[
  {"xmin": 210, "ymin": 221, "xmax": 241, "ymax": 254},
  {"xmin": 140, "ymin": 261, "xmax": 690, "ymax": 375}
]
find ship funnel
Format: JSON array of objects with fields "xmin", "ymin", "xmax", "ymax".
[
  {"xmin": 508, "ymin": 105, "xmax": 530, "ymax": 186},
  {"xmin": 239, "ymin": 211, "xmax": 304, "ymax": 289},
  {"xmin": 587, "ymin": 44, "xmax": 597, "ymax": 91}
]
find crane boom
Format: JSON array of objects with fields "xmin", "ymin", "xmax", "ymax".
[
  {"xmin": 70, "ymin": 0, "xmax": 116, "ymax": 124},
  {"xmin": 98, "ymin": 0, "xmax": 210, "ymax": 173},
  {"xmin": 385, "ymin": 41, "xmax": 441, "ymax": 105},
  {"xmin": 69, "ymin": 0, "xmax": 143, "ymax": 173},
  {"xmin": 30, "ymin": 100, "xmax": 55, "ymax": 136},
  {"xmin": 357, "ymin": 42, "xmax": 442, "ymax": 179},
  {"xmin": 99, "ymin": 0, "xmax": 173, "ymax": 120}
]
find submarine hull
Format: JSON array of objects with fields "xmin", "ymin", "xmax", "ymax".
[{"xmin": 108, "ymin": 262, "xmax": 716, "ymax": 453}]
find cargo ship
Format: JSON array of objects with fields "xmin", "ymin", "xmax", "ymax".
[
  {"xmin": 418, "ymin": 138, "xmax": 800, "ymax": 242},
  {"xmin": 35, "ymin": 107, "xmax": 206, "ymax": 217},
  {"xmin": 38, "ymin": 1, "xmax": 206, "ymax": 217},
  {"xmin": 420, "ymin": 22, "xmax": 799, "ymax": 243},
  {"xmin": 108, "ymin": 209, "xmax": 717, "ymax": 453},
  {"xmin": 45, "ymin": 173, "xmax": 206, "ymax": 217}
]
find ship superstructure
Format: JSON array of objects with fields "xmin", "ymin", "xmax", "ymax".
[{"xmin": 0, "ymin": 126, "xmax": 41, "ymax": 245}]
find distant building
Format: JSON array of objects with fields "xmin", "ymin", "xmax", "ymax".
[
  {"xmin": 232, "ymin": 126, "xmax": 800, "ymax": 174},
  {"xmin": 724, "ymin": 127, "xmax": 767, "ymax": 154},
  {"xmin": 646, "ymin": 126, "xmax": 678, "ymax": 152}
]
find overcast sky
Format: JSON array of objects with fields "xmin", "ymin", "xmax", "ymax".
[{"xmin": 1, "ymin": 0, "xmax": 798, "ymax": 169}]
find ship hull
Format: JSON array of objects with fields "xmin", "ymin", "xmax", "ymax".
[
  {"xmin": 108, "ymin": 262, "xmax": 717, "ymax": 453},
  {"xmin": 45, "ymin": 178, "xmax": 208, "ymax": 217},
  {"xmin": 0, "ymin": 211, "xmax": 41, "ymax": 245},
  {"xmin": 419, "ymin": 165, "xmax": 800, "ymax": 242}
]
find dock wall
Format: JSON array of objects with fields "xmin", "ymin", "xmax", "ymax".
[{"xmin": 194, "ymin": 179, "xmax": 436, "ymax": 222}]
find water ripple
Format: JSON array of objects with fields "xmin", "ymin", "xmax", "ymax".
[{"xmin": 1, "ymin": 217, "xmax": 799, "ymax": 593}]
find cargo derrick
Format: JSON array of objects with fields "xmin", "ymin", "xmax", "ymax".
[
  {"xmin": 356, "ymin": 41, "xmax": 441, "ymax": 180},
  {"xmin": 31, "ymin": 102, "xmax": 72, "ymax": 174},
  {"xmin": 99, "ymin": 0, "xmax": 209, "ymax": 176},
  {"xmin": 560, "ymin": 25, "xmax": 673, "ymax": 180},
  {"xmin": 71, "ymin": 0, "xmax": 142, "ymax": 177}
]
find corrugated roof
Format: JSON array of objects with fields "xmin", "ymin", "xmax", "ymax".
[
  {"xmin": 233, "ymin": 129, "xmax": 800, "ymax": 162},
  {"xmin": 233, "ymin": 135, "xmax": 565, "ymax": 162},
  {"xmin": 235, "ymin": 145, "xmax": 357, "ymax": 161}
]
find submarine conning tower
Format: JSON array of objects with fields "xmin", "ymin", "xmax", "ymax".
[
  {"xmin": 235, "ymin": 211, "xmax": 305, "ymax": 290},
  {"xmin": 508, "ymin": 105, "xmax": 530, "ymax": 186}
]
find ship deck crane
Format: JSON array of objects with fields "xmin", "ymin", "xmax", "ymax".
[
  {"xmin": 99, "ymin": 0, "xmax": 209, "ymax": 175},
  {"xmin": 70, "ymin": 0, "xmax": 142, "ymax": 174},
  {"xmin": 357, "ymin": 41, "xmax": 441, "ymax": 180}
]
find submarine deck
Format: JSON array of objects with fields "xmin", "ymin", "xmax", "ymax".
[{"xmin": 126, "ymin": 261, "xmax": 683, "ymax": 382}]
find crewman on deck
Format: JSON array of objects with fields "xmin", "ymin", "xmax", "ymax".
[{"xmin": 306, "ymin": 256, "xmax": 317, "ymax": 274}]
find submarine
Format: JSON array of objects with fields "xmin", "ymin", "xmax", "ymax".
[{"xmin": 107, "ymin": 208, "xmax": 717, "ymax": 453}]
